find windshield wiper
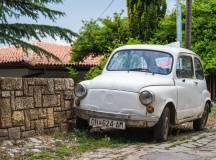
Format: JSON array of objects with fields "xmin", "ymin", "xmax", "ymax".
[
  {"xmin": 128, "ymin": 68, "xmax": 149, "ymax": 72},
  {"xmin": 128, "ymin": 68, "xmax": 156, "ymax": 74}
]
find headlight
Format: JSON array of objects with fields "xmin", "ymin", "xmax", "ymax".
[
  {"xmin": 74, "ymin": 84, "xmax": 87, "ymax": 99},
  {"xmin": 139, "ymin": 91, "xmax": 154, "ymax": 105}
]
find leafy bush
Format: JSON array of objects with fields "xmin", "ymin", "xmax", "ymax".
[{"xmin": 68, "ymin": 67, "xmax": 78, "ymax": 81}]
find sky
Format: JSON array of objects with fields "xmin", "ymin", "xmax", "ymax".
[{"xmin": 8, "ymin": 0, "xmax": 176, "ymax": 44}]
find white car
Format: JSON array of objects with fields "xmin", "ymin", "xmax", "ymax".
[{"xmin": 74, "ymin": 45, "xmax": 212, "ymax": 141}]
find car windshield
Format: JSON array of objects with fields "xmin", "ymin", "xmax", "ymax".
[{"xmin": 107, "ymin": 50, "xmax": 173, "ymax": 75}]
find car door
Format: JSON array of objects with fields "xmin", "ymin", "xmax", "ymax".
[
  {"xmin": 175, "ymin": 54, "xmax": 198, "ymax": 120},
  {"xmin": 193, "ymin": 57, "xmax": 206, "ymax": 109}
]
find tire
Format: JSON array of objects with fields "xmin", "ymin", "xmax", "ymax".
[
  {"xmin": 193, "ymin": 103, "xmax": 209, "ymax": 131},
  {"xmin": 154, "ymin": 107, "xmax": 170, "ymax": 142},
  {"xmin": 75, "ymin": 118, "xmax": 89, "ymax": 130}
]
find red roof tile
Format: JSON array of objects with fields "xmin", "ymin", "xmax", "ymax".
[{"xmin": 0, "ymin": 42, "xmax": 102, "ymax": 66}]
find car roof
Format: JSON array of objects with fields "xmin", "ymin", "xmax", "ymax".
[{"xmin": 113, "ymin": 44, "xmax": 197, "ymax": 56}]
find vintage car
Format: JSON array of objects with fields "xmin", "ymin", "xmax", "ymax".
[{"xmin": 74, "ymin": 45, "xmax": 212, "ymax": 141}]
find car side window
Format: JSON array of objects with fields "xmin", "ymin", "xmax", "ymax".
[
  {"xmin": 176, "ymin": 56, "xmax": 194, "ymax": 78},
  {"xmin": 194, "ymin": 57, "xmax": 204, "ymax": 80}
]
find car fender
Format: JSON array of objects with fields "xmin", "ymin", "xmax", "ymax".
[
  {"xmin": 140, "ymin": 85, "xmax": 177, "ymax": 119},
  {"xmin": 202, "ymin": 89, "xmax": 211, "ymax": 110}
]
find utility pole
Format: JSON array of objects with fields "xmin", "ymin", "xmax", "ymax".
[
  {"xmin": 185, "ymin": 0, "xmax": 192, "ymax": 49},
  {"xmin": 176, "ymin": 0, "xmax": 182, "ymax": 47}
]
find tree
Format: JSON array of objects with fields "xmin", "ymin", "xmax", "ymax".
[
  {"xmin": 0, "ymin": 0, "xmax": 77, "ymax": 59},
  {"xmin": 149, "ymin": 12, "xmax": 177, "ymax": 44},
  {"xmin": 151, "ymin": 0, "xmax": 216, "ymax": 74},
  {"xmin": 185, "ymin": 0, "xmax": 192, "ymax": 49},
  {"xmin": 127, "ymin": 0, "xmax": 167, "ymax": 41},
  {"xmin": 72, "ymin": 13, "xmax": 129, "ymax": 62},
  {"xmin": 192, "ymin": 0, "xmax": 216, "ymax": 74}
]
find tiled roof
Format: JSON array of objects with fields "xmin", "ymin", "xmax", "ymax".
[{"xmin": 0, "ymin": 42, "xmax": 102, "ymax": 67}]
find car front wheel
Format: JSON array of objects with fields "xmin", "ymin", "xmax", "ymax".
[
  {"xmin": 193, "ymin": 103, "xmax": 209, "ymax": 131},
  {"xmin": 154, "ymin": 107, "xmax": 170, "ymax": 142}
]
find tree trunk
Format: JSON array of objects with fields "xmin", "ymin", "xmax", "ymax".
[{"xmin": 185, "ymin": 0, "xmax": 192, "ymax": 49}]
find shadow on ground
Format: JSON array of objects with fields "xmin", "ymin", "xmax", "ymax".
[{"xmin": 78, "ymin": 123, "xmax": 202, "ymax": 145}]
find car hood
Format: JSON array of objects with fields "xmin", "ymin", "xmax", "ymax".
[{"xmin": 85, "ymin": 72, "xmax": 174, "ymax": 93}]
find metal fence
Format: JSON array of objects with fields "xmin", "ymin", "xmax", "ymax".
[{"xmin": 206, "ymin": 75, "xmax": 216, "ymax": 101}]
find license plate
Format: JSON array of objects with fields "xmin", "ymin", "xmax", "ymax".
[{"xmin": 89, "ymin": 118, "xmax": 126, "ymax": 130}]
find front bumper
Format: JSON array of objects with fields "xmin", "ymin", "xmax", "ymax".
[{"xmin": 74, "ymin": 108, "xmax": 159, "ymax": 128}]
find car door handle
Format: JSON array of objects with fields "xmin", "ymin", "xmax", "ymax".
[{"xmin": 194, "ymin": 81, "xmax": 198, "ymax": 85}]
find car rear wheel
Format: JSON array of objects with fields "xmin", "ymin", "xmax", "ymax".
[
  {"xmin": 193, "ymin": 103, "xmax": 209, "ymax": 131},
  {"xmin": 154, "ymin": 107, "xmax": 170, "ymax": 142}
]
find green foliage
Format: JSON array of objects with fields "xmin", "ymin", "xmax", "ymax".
[
  {"xmin": 151, "ymin": 0, "xmax": 216, "ymax": 74},
  {"xmin": 85, "ymin": 55, "xmax": 109, "ymax": 80},
  {"xmin": 192, "ymin": 0, "xmax": 216, "ymax": 74},
  {"xmin": 71, "ymin": 13, "xmax": 129, "ymax": 62},
  {"xmin": 0, "ymin": 0, "xmax": 77, "ymax": 59},
  {"xmin": 30, "ymin": 144, "xmax": 71, "ymax": 160},
  {"xmin": 149, "ymin": 13, "xmax": 177, "ymax": 44},
  {"xmin": 127, "ymin": 0, "xmax": 167, "ymax": 41},
  {"xmin": 68, "ymin": 67, "xmax": 79, "ymax": 81}
]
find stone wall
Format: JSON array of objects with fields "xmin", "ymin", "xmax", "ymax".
[{"xmin": 0, "ymin": 77, "xmax": 74, "ymax": 140}]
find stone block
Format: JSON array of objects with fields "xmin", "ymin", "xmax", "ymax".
[
  {"xmin": 34, "ymin": 86, "xmax": 42, "ymax": 107},
  {"xmin": 43, "ymin": 95, "xmax": 60, "ymax": 107},
  {"xmin": 64, "ymin": 91, "xmax": 73, "ymax": 100},
  {"xmin": 54, "ymin": 107, "xmax": 62, "ymax": 112},
  {"xmin": 0, "ymin": 98, "xmax": 11, "ymax": 116},
  {"xmin": 12, "ymin": 111, "xmax": 24, "ymax": 126},
  {"xmin": 54, "ymin": 111, "xmax": 67, "ymax": 124},
  {"xmin": 38, "ymin": 108, "xmax": 47, "ymax": 119},
  {"xmin": 15, "ymin": 91, "xmax": 23, "ymax": 97},
  {"xmin": 1, "ymin": 91, "xmax": 10, "ymax": 97},
  {"xmin": 47, "ymin": 108, "xmax": 54, "ymax": 128},
  {"xmin": 43, "ymin": 119, "xmax": 48, "ymax": 128},
  {"xmin": 35, "ymin": 78, "xmax": 47, "ymax": 85},
  {"xmin": 22, "ymin": 130, "xmax": 35, "ymax": 138},
  {"xmin": 24, "ymin": 110, "xmax": 31, "ymax": 130},
  {"xmin": 0, "ymin": 116, "xmax": 12, "ymax": 128},
  {"xmin": 1, "ymin": 78, "xmax": 22, "ymax": 90},
  {"xmin": 0, "ymin": 129, "xmax": 8, "ymax": 137},
  {"xmin": 54, "ymin": 79, "xmax": 65, "ymax": 90},
  {"xmin": 30, "ymin": 121, "xmax": 35, "ymax": 130},
  {"xmin": 15, "ymin": 97, "xmax": 34, "ymax": 110},
  {"xmin": 23, "ymin": 79, "xmax": 34, "ymax": 96},
  {"xmin": 20, "ymin": 126, "xmax": 25, "ymax": 131},
  {"xmin": 42, "ymin": 79, "xmax": 54, "ymax": 94},
  {"xmin": 30, "ymin": 109, "xmax": 39, "ymax": 120},
  {"xmin": 11, "ymin": 91, "xmax": 15, "ymax": 110},
  {"xmin": 65, "ymin": 79, "xmax": 74, "ymax": 90},
  {"xmin": 8, "ymin": 127, "xmax": 21, "ymax": 139},
  {"xmin": 35, "ymin": 120, "xmax": 44, "ymax": 133},
  {"xmin": 28, "ymin": 86, "xmax": 34, "ymax": 96}
]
